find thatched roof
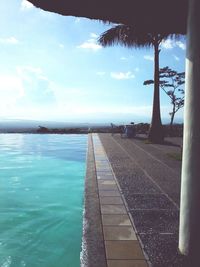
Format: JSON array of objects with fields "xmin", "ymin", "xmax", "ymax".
[{"xmin": 28, "ymin": 0, "xmax": 188, "ymax": 34}]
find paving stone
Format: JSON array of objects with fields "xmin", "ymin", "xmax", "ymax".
[
  {"xmin": 96, "ymin": 161, "xmax": 110, "ymax": 165},
  {"xmin": 96, "ymin": 161, "xmax": 110, "ymax": 164},
  {"xmin": 103, "ymin": 226, "xmax": 137, "ymax": 240},
  {"xmin": 107, "ymin": 260, "xmax": 148, "ymax": 267},
  {"xmin": 102, "ymin": 214, "xmax": 132, "ymax": 226},
  {"xmin": 96, "ymin": 168, "xmax": 111, "ymax": 173},
  {"xmin": 100, "ymin": 196, "xmax": 123, "ymax": 205},
  {"xmin": 96, "ymin": 158, "xmax": 109, "ymax": 162},
  {"xmin": 95, "ymin": 156, "xmax": 108, "ymax": 160},
  {"xmin": 98, "ymin": 180, "xmax": 116, "ymax": 185},
  {"xmin": 98, "ymin": 184, "xmax": 118, "ymax": 191},
  {"xmin": 97, "ymin": 174, "xmax": 115, "ymax": 180},
  {"xmin": 97, "ymin": 172, "xmax": 114, "ymax": 177},
  {"xmin": 96, "ymin": 161, "xmax": 109, "ymax": 165},
  {"xmin": 105, "ymin": 240, "xmax": 145, "ymax": 259},
  {"xmin": 101, "ymin": 205, "xmax": 127, "ymax": 215},
  {"xmin": 99, "ymin": 190, "xmax": 121, "ymax": 197},
  {"xmin": 95, "ymin": 155, "xmax": 106, "ymax": 158},
  {"xmin": 96, "ymin": 165, "xmax": 111, "ymax": 170},
  {"xmin": 97, "ymin": 172, "xmax": 114, "ymax": 178}
]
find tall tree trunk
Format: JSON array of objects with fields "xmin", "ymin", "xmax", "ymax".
[
  {"xmin": 169, "ymin": 105, "xmax": 176, "ymax": 136},
  {"xmin": 148, "ymin": 38, "xmax": 164, "ymax": 143}
]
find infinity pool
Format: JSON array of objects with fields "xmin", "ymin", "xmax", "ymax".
[{"xmin": 0, "ymin": 134, "xmax": 87, "ymax": 267}]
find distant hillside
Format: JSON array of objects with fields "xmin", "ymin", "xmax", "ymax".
[{"xmin": 0, "ymin": 119, "xmax": 110, "ymax": 133}]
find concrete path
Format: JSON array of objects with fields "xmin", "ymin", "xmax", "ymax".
[{"xmin": 99, "ymin": 133, "xmax": 185, "ymax": 267}]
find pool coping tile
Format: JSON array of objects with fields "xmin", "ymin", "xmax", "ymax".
[
  {"xmin": 100, "ymin": 196, "xmax": 124, "ymax": 205},
  {"xmin": 105, "ymin": 240, "xmax": 145, "ymax": 260},
  {"xmin": 101, "ymin": 204, "xmax": 127, "ymax": 215},
  {"xmin": 103, "ymin": 226, "xmax": 137, "ymax": 241},
  {"xmin": 107, "ymin": 260, "xmax": 149, "ymax": 267},
  {"xmin": 99, "ymin": 190, "xmax": 121, "ymax": 197},
  {"xmin": 102, "ymin": 214, "xmax": 132, "ymax": 226},
  {"xmin": 89, "ymin": 134, "xmax": 149, "ymax": 266}
]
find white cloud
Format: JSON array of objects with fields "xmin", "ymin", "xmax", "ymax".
[
  {"xmin": 161, "ymin": 39, "xmax": 186, "ymax": 50},
  {"xmin": 90, "ymin": 33, "xmax": 99, "ymax": 38},
  {"xmin": 111, "ymin": 71, "xmax": 135, "ymax": 80},
  {"xmin": 0, "ymin": 66, "xmax": 51, "ymax": 116},
  {"xmin": 0, "ymin": 75, "xmax": 24, "ymax": 97},
  {"xmin": 144, "ymin": 55, "xmax": 154, "ymax": 61},
  {"xmin": 173, "ymin": 55, "xmax": 180, "ymax": 61},
  {"xmin": 161, "ymin": 39, "xmax": 174, "ymax": 49},
  {"xmin": 16, "ymin": 66, "xmax": 45, "ymax": 82},
  {"xmin": 15, "ymin": 66, "xmax": 56, "ymax": 108},
  {"xmin": 0, "ymin": 75, "xmax": 25, "ymax": 116},
  {"xmin": 21, "ymin": 0, "xmax": 34, "ymax": 10},
  {"xmin": 16, "ymin": 66, "xmax": 51, "ymax": 90},
  {"xmin": 0, "ymin": 37, "xmax": 19, "ymax": 45},
  {"xmin": 75, "ymin": 18, "xmax": 81, "ymax": 23},
  {"xmin": 176, "ymin": 41, "xmax": 186, "ymax": 50},
  {"xmin": 77, "ymin": 34, "xmax": 102, "ymax": 51},
  {"xmin": 77, "ymin": 39, "xmax": 102, "ymax": 51},
  {"xmin": 135, "ymin": 67, "xmax": 140, "ymax": 72},
  {"xmin": 18, "ymin": 66, "xmax": 42, "ymax": 75},
  {"xmin": 0, "ymin": 68, "xmax": 89, "ymax": 120},
  {"xmin": 96, "ymin": 71, "xmax": 106, "ymax": 76},
  {"xmin": 120, "ymin": 57, "xmax": 128, "ymax": 60}
]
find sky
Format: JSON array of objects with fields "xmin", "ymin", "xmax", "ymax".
[{"xmin": 0, "ymin": 0, "xmax": 186, "ymax": 124}]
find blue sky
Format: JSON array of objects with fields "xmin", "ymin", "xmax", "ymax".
[{"xmin": 0, "ymin": 0, "xmax": 186, "ymax": 124}]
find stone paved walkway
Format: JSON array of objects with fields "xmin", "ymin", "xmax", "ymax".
[
  {"xmin": 98, "ymin": 133, "xmax": 186, "ymax": 267},
  {"xmin": 93, "ymin": 134, "xmax": 149, "ymax": 267}
]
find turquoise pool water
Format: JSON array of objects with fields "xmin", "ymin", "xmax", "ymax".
[{"xmin": 0, "ymin": 134, "xmax": 87, "ymax": 267}]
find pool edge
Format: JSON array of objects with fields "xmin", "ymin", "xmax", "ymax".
[{"xmin": 80, "ymin": 133, "xmax": 107, "ymax": 267}]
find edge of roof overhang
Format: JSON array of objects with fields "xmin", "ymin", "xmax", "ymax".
[{"xmin": 28, "ymin": 0, "xmax": 188, "ymax": 35}]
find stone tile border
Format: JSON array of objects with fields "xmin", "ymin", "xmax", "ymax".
[
  {"xmin": 92, "ymin": 134, "xmax": 150, "ymax": 267},
  {"xmin": 81, "ymin": 134, "xmax": 107, "ymax": 267}
]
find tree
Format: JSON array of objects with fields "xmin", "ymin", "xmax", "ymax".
[
  {"xmin": 144, "ymin": 66, "xmax": 185, "ymax": 132},
  {"xmin": 98, "ymin": 25, "xmax": 182, "ymax": 143}
]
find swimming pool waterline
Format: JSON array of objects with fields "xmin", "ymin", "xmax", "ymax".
[{"xmin": 0, "ymin": 134, "xmax": 87, "ymax": 267}]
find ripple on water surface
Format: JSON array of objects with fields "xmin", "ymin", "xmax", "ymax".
[{"xmin": 0, "ymin": 134, "xmax": 87, "ymax": 267}]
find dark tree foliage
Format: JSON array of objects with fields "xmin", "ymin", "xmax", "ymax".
[{"xmin": 144, "ymin": 66, "xmax": 185, "ymax": 131}]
